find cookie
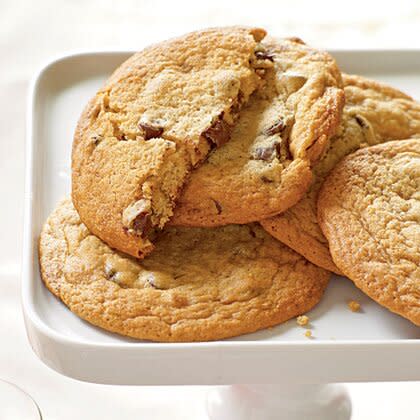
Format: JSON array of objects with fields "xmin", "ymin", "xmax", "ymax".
[
  {"xmin": 317, "ymin": 139, "xmax": 420, "ymax": 324},
  {"xmin": 261, "ymin": 74, "xmax": 420, "ymax": 273},
  {"xmin": 72, "ymin": 27, "xmax": 269, "ymax": 258},
  {"xmin": 39, "ymin": 199, "xmax": 330, "ymax": 342},
  {"xmin": 170, "ymin": 37, "xmax": 344, "ymax": 226}
]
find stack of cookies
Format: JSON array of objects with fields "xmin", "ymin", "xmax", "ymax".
[{"xmin": 39, "ymin": 27, "xmax": 420, "ymax": 342}]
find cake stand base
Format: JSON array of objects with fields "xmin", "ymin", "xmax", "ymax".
[{"xmin": 207, "ymin": 383, "xmax": 351, "ymax": 420}]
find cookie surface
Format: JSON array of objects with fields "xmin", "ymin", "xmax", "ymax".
[
  {"xmin": 170, "ymin": 37, "xmax": 344, "ymax": 226},
  {"xmin": 318, "ymin": 140, "xmax": 420, "ymax": 324},
  {"xmin": 261, "ymin": 75, "xmax": 420, "ymax": 273},
  {"xmin": 72, "ymin": 27, "xmax": 268, "ymax": 258},
  {"xmin": 39, "ymin": 199, "xmax": 330, "ymax": 342}
]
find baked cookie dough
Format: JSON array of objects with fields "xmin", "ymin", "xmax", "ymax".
[
  {"xmin": 171, "ymin": 36, "xmax": 344, "ymax": 226},
  {"xmin": 72, "ymin": 26, "xmax": 268, "ymax": 258},
  {"xmin": 318, "ymin": 139, "xmax": 420, "ymax": 324},
  {"xmin": 39, "ymin": 199, "xmax": 330, "ymax": 342},
  {"xmin": 261, "ymin": 75, "xmax": 420, "ymax": 273}
]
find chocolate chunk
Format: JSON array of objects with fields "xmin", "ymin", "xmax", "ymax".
[
  {"xmin": 261, "ymin": 175, "xmax": 274, "ymax": 183},
  {"xmin": 253, "ymin": 146, "xmax": 274, "ymax": 161},
  {"xmin": 91, "ymin": 135, "xmax": 102, "ymax": 146},
  {"xmin": 139, "ymin": 122, "xmax": 164, "ymax": 140},
  {"xmin": 123, "ymin": 198, "xmax": 154, "ymax": 239},
  {"xmin": 354, "ymin": 115, "xmax": 377, "ymax": 145},
  {"xmin": 247, "ymin": 226, "xmax": 257, "ymax": 238},
  {"xmin": 132, "ymin": 212, "xmax": 152, "ymax": 238},
  {"xmin": 212, "ymin": 199, "xmax": 222, "ymax": 215},
  {"xmin": 355, "ymin": 115, "xmax": 369, "ymax": 129},
  {"xmin": 253, "ymin": 142, "xmax": 279, "ymax": 161},
  {"xmin": 255, "ymin": 50, "xmax": 274, "ymax": 62},
  {"xmin": 265, "ymin": 120, "xmax": 285, "ymax": 136},
  {"xmin": 202, "ymin": 115, "xmax": 231, "ymax": 148}
]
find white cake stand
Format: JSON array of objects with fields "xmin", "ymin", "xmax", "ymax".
[
  {"xmin": 206, "ymin": 384, "xmax": 351, "ymax": 419},
  {"xmin": 23, "ymin": 49, "xmax": 420, "ymax": 419}
]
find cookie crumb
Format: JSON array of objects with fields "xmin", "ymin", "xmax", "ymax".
[
  {"xmin": 348, "ymin": 300, "xmax": 361, "ymax": 312},
  {"xmin": 296, "ymin": 315, "xmax": 309, "ymax": 326},
  {"xmin": 304, "ymin": 330, "xmax": 312, "ymax": 339}
]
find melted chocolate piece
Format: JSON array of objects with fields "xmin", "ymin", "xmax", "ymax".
[
  {"xmin": 202, "ymin": 115, "xmax": 231, "ymax": 148},
  {"xmin": 139, "ymin": 122, "xmax": 164, "ymax": 140},
  {"xmin": 132, "ymin": 212, "xmax": 153, "ymax": 238},
  {"xmin": 265, "ymin": 120, "xmax": 285, "ymax": 136},
  {"xmin": 253, "ymin": 142, "xmax": 280, "ymax": 161}
]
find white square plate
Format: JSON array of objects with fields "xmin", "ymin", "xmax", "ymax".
[{"xmin": 23, "ymin": 50, "xmax": 420, "ymax": 385}]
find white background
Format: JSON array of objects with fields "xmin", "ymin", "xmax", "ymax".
[{"xmin": 1, "ymin": 0, "xmax": 420, "ymax": 418}]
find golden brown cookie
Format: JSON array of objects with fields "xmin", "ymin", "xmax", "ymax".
[
  {"xmin": 170, "ymin": 37, "xmax": 344, "ymax": 226},
  {"xmin": 72, "ymin": 27, "xmax": 268, "ymax": 258},
  {"xmin": 39, "ymin": 199, "xmax": 330, "ymax": 342},
  {"xmin": 261, "ymin": 74, "xmax": 420, "ymax": 273},
  {"xmin": 318, "ymin": 139, "xmax": 420, "ymax": 324}
]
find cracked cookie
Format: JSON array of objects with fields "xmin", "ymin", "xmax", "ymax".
[
  {"xmin": 318, "ymin": 139, "xmax": 420, "ymax": 324},
  {"xmin": 72, "ymin": 26, "xmax": 269, "ymax": 258},
  {"xmin": 170, "ymin": 37, "xmax": 344, "ymax": 226},
  {"xmin": 261, "ymin": 75, "xmax": 420, "ymax": 273},
  {"xmin": 39, "ymin": 199, "xmax": 330, "ymax": 342}
]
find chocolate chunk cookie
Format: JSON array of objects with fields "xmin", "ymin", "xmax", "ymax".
[
  {"xmin": 261, "ymin": 75, "xmax": 420, "ymax": 273},
  {"xmin": 39, "ymin": 199, "xmax": 330, "ymax": 342},
  {"xmin": 170, "ymin": 37, "xmax": 344, "ymax": 226},
  {"xmin": 318, "ymin": 140, "xmax": 420, "ymax": 324},
  {"xmin": 72, "ymin": 27, "xmax": 268, "ymax": 258}
]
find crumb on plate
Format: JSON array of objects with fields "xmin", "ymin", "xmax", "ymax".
[
  {"xmin": 304, "ymin": 330, "xmax": 312, "ymax": 339},
  {"xmin": 348, "ymin": 300, "xmax": 361, "ymax": 312},
  {"xmin": 296, "ymin": 315, "xmax": 309, "ymax": 326}
]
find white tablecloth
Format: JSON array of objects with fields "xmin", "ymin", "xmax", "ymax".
[{"xmin": 1, "ymin": 0, "xmax": 420, "ymax": 418}]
